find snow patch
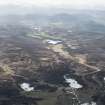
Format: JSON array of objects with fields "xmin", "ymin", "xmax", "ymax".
[
  {"xmin": 104, "ymin": 77, "xmax": 105, "ymax": 81},
  {"xmin": 46, "ymin": 40, "xmax": 62, "ymax": 45},
  {"xmin": 81, "ymin": 102, "xmax": 97, "ymax": 105},
  {"xmin": 64, "ymin": 75, "xmax": 83, "ymax": 89},
  {"xmin": 20, "ymin": 83, "xmax": 34, "ymax": 92},
  {"xmin": 81, "ymin": 103, "xmax": 89, "ymax": 105}
]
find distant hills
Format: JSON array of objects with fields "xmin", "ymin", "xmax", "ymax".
[{"xmin": 0, "ymin": 5, "xmax": 105, "ymax": 34}]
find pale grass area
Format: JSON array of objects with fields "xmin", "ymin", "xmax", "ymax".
[
  {"xmin": 48, "ymin": 44, "xmax": 100, "ymax": 75},
  {"xmin": 49, "ymin": 44, "xmax": 86, "ymax": 64},
  {"xmin": 74, "ymin": 54, "xmax": 87, "ymax": 64},
  {"xmin": 49, "ymin": 44, "xmax": 73, "ymax": 59},
  {"xmin": 0, "ymin": 63, "xmax": 15, "ymax": 75}
]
